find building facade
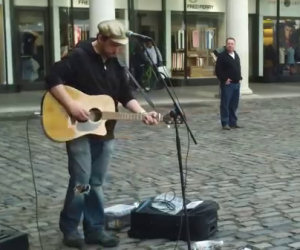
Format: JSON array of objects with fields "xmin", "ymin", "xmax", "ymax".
[{"xmin": 0, "ymin": 0, "xmax": 299, "ymax": 92}]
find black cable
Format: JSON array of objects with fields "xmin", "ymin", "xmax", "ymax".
[
  {"xmin": 153, "ymin": 191, "xmax": 177, "ymax": 212},
  {"xmin": 26, "ymin": 114, "xmax": 44, "ymax": 250}
]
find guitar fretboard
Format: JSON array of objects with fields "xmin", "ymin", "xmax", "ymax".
[
  {"xmin": 102, "ymin": 112, "xmax": 144, "ymax": 121},
  {"xmin": 102, "ymin": 112, "xmax": 162, "ymax": 122}
]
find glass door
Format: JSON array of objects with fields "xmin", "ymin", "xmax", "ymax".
[{"xmin": 14, "ymin": 8, "xmax": 49, "ymax": 86}]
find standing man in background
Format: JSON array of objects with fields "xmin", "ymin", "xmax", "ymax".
[{"xmin": 215, "ymin": 37, "xmax": 242, "ymax": 130}]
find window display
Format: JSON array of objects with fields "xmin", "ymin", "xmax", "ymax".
[
  {"xmin": 263, "ymin": 18, "xmax": 300, "ymax": 77},
  {"xmin": 171, "ymin": 12, "xmax": 224, "ymax": 78},
  {"xmin": 16, "ymin": 9, "xmax": 47, "ymax": 83},
  {"xmin": 59, "ymin": 7, "xmax": 89, "ymax": 58}
]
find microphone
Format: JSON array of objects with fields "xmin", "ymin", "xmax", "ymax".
[{"xmin": 126, "ymin": 31, "xmax": 153, "ymax": 41}]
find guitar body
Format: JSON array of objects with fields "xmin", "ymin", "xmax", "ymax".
[{"xmin": 42, "ymin": 86, "xmax": 115, "ymax": 142}]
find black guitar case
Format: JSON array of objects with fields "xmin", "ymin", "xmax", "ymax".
[{"xmin": 128, "ymin": 198, "xmax": 219, "ymax": 241}]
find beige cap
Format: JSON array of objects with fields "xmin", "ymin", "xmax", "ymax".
[{"xmin": 97, "ymin": 20, "xmax": 128, "ymax": 45}]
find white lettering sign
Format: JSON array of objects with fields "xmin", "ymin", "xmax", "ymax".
[
  {"xmin": 74, "ymin": 0, "xmax": 89, "ymax": 7},
  {"xmin": 185, "ymin": 0, "xmax": 225, "ymax": 12},
  {"xmin": 187, "ymin": 4, "xmax": 214, "ymax": 10}
]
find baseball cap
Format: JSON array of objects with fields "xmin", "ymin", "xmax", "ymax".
[{"xmin": 97, "ymin": 20, "xmax": 128, "ymax": 45}]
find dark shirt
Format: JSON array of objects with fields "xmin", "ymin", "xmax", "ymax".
[
  {"xmin": 215, "ymin": 50, "xmax": 242, "ymax": 84},
  {"xmin": 45, "ymin": 39, "xmax": 135, "ymax": 139}
]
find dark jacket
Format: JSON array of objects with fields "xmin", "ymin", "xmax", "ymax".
[
  {"xmin": 45, "ymin": 39, "xmax": 135, "ymax": 139},
  {"xmin": 215, "ymin": 50, "xmax": 242, "ymax": 84}
]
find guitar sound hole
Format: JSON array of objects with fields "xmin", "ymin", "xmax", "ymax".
[{"xmin": 89, "ymin": 108, "xmax": 102, "ymax": 122}]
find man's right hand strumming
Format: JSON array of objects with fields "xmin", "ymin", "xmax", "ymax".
[
  {"xmin": 50, "ymin": 84, "xmax": 90, "ymax": 122},
  {"xmin": 67, "ymin": 100, "xmax": 90, "ymax": 122}
]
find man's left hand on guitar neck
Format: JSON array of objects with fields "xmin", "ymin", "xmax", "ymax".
[
  {"xmin": 141, "ymin": 111, "xmax": 159, "ymax": 125},
  {"xmin": 125, "ymin": 99, "xmax": 159, "ymax": 126}
]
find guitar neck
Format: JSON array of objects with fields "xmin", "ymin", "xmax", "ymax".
[
  {"xmin": 102, "ymin": 112, "xmax": 163, "ymax": 122},
  {"xmin": 102, "ymin": 112, "xmax": 146, "ymax": 121}
]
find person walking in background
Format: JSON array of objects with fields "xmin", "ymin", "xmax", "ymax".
[
  {"xmin": 144, "ymin": 40, "xmax": 163, "ymax": 67},
  {"xmin": 46, "ymin": 20, "xmax": 158, "ymax": 249},
  {"xmin": 142, "ymin": 40, "xmax": 163, "ymax": 91},
  {"xmin": 215, "ymin": 37, "xmax": 242, "ymax": 130}
]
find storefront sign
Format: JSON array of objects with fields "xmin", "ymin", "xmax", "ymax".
[
  {"xmin": 186, "ymin": 0, "xmax": 225, "ymax": 12},
  {"xmin": 74, "ymin": 0, "xmax": 89, "ymax": 8},
  {"xmin": 187, "ymin": 4, "xmax": 214, "ymax": 10}
]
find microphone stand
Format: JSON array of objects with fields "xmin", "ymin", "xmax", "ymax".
[{"xmin": 138, "ymin": 38, "xmax": 197, "ymax": 250}]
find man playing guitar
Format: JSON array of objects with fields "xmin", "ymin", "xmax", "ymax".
[{"xmin": 45, "ymin": 20, "xmax": 158, "ymax": 248}]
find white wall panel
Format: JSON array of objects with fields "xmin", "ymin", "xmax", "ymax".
[
  {"xmin": 14, "ymin": 0, "xmax": 47, "ymax": 7},
  {"xmin": 115, "ymin": 0, "xmax": 127, "ymax": 9},
  {"xmin": 134, "ymin": 0, "xmax": 162, "ymax": 11}
]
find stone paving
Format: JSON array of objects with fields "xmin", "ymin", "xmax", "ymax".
[{"xmin": 1, "ymin": 97, "xmax": 300, "ymax": 249}]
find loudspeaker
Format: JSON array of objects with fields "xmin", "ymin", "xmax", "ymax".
[{"xmin": 0, "ymin": 230, "xmax": 29, "ymax": 250}]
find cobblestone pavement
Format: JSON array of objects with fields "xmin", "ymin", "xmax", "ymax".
[{"xmin": 1, "ymin": 97, "xmax": 300, "ymax": 250}]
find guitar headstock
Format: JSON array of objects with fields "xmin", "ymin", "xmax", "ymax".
[{"xmin": 162, "ymin": 113, "xmax": 184, "ymax": 125}]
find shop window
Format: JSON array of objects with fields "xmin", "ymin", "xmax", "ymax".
[
  {"xmin": 263, "ymin": 18, "xmax": 300, "ymax": 78},
  {"xmin": 16, "ymin": 9, "xmax": 47, "ymax": 84},
  {"xmin": 59, "ymin": 7, "xmax": 125, "ymax": 59},
  {"xmin": 59, "ymin": 7, "xmax": 89, "ymax": 58},
  {"xmin": 73, "ymin": 9, "xmax": 89, "ymax": 45},
  {"xmin": 171, "ymin": 12, "xmax": 224, "ymax": 78},
  {"xmin": 129, "ymin": 10, "xmax": 164, "ymax": 89}
]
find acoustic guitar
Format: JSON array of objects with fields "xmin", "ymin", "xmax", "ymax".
[{"xmin": 41, "ymin": 85, "xmax": 173, "ymax": 142}]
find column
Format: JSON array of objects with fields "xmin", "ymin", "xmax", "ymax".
[
  {"xmin": 226, "ymin": 0, "xmax": 252, "ymax": 94},
  {"xmin": 51, "ymin": 1, "xmax": 61, "ymax": 62},
  {"xmin": 165, "ymin": 0, "xmax": 172, "ymax": 74},
  {"xmin": 3, "ymin": 0, "xmax": 13, "ymax": 84},
  {"xmin": 89, "ymin": 0, "xmax": 115, "ymax": 38}
]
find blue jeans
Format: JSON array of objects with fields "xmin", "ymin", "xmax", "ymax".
[
  {"xmin": 220, "ymin": 83, "xmax": 240, "ymax": 127},
  {"xmin": 59, "ymin": 136, "xmax": 115, "ymax": 236}
]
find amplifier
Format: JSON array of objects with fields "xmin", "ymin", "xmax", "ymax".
[{"xmin": 0, "ymin": 230, "xmax": 29, "ymax": 250}]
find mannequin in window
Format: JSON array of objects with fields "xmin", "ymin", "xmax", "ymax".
[
  {"xmin": 21, "ymin": 31, "xmax": 40, "ymax": 82},
  {"xmin": 280, "ymin": 21, "xmax": 296, "ymax": 75}
]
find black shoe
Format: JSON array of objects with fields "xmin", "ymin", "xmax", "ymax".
[
  {"xmin": 222, "ymin": 125, "xmax": 231, "ymax": 130},
  {"xmin": 85, "ymin": 230, "xmax": 120, "ymax": 247},
  {"xmin": 63, "ymin": 233, "xmax": 84, "ymax": 248},
  {"xmin": 230, "ymin": 125, "xmax": 242, "ymax": 129}
]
